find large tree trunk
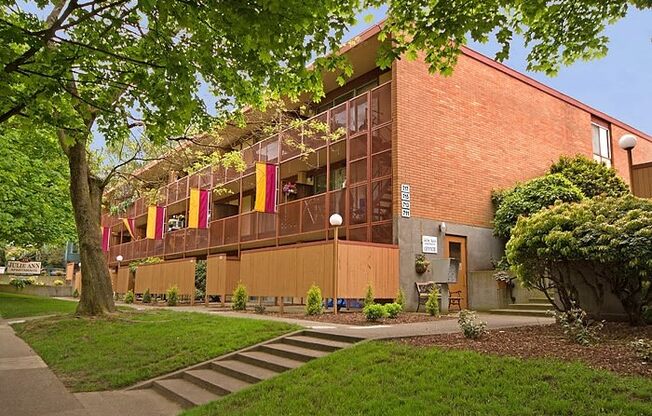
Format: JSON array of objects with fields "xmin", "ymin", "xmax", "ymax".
[{"xmin": 67, "ymin": 139, "xmax": 116, "ymax": 315}]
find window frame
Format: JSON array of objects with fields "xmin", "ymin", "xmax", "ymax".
[{"xmin": 591, "ymin": 122, "xmax": 612, "ymax": 167}]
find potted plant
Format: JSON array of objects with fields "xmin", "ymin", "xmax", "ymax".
[
  {"xmin": 283, "ymin": 182, "xmax": 298, "ymax": 201},
  {"xmin": 415, "ymin": 254, "xmax": 430, "ymax": 274},
  {"xmin": 494, "ymin": 270, "xmax": 516, "ymax": 303}
]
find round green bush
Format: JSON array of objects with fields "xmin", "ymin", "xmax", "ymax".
[
  {"xmin": 166, "ymin": 285, "xmax": 178, "ymax": 306},
  {"xmin": 549, "ymin": 155, "xmax": 629, "ymax": 198},
  {"xmin": 363, "ymin": 303, "xmax": 388, "ymax": 321},
  {"xmin": 232, "ymin": 282, "xmax": 248, "ymax": 311},
  {"xmin": 305, "ymin": 284, "xmax": 323, "ymax": 315},
  {"xmin": 124, "ymin": 289, "xmax": 135, "ymax": 304},
  {"xmin": 385, "ymin": 302, "xmax": 402, "ymax": 319}
]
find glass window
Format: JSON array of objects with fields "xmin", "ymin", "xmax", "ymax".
[
  {"xmin": 349, "ymin": 159, "xmax": 367, "ymax": 184},
  {"xmin": 329, "ymin": 167, "xmax": 346, "ymax": 191},
  {"xmin": 349, "ymin": 185, "xmax": 367, "ymax": 225},
  {"xmin": 592, "ymin": 124, "xmax": 611, "ymax": 167}
]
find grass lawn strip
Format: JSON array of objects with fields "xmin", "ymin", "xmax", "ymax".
[
  {"xmin": 0, "ymin": 292, "xmax": 78, "ymax": 318},
  {"xmin": 183, "ymin": 341, "xmax": 652, "ymax": 416},
  {"xmin": 13, "ymin": 310, "xmax": 300, "ymax": 392}
]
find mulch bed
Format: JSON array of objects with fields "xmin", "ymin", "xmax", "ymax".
[
  {"xmin": 262, "ymin": 311, "xmax": 456, "ymax": 326},
  {"xmin": 397, "ymin": 323, "xmax": 651, "ymax": 378}
]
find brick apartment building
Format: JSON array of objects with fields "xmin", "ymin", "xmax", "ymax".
[{"xmin": 101, "ymin": 24, "xmax": 652, "ymax": 311}]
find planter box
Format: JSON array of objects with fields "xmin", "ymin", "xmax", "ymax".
[{"xmin": 0, "ymin": 284, "xmax": 73, "ymax": 297}]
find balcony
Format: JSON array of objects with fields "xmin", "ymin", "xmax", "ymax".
[{"xmin": 106, "ymin": 81, "xmax": 393, "ymax": 264}]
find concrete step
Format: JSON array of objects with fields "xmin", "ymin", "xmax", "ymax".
[
  {"xmin": 301, "ymin": 330, "xmax": 364, "ymax": 344},
  {"xmin": 259, "ymin": 343, "xmax": 328, "ymax": 362},
  {"xmin": 489, "ymin": 308, "xmax": 550, "ymax": 317},
  {"xmin": 210, "ymin": 359, "xmax": 280, "ymax": 383},
  {"xmin": 507, "ymin": 303, "xmax": 553, "ymax": 311},
  {"xmin": 234, "ymin": 351, "xmax": 304, "ymax": 373},
  {"xmin": 152, "ymin": 378, "xmax": 219, "ymax": 409},
  {"xmin": 529, "ymin": 297, "xmax": 551, "ymax": 304},
  {"xmin": 183, "ymin": 368, "xmax": 251, "ymax": 396},
  {"xmin": 281, "ymin": 335, "xmax": 351, "ymax": 352}
]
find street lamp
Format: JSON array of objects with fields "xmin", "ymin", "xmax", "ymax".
[
  {"xmin": 619, "ymin": 134, "xmax": 638, "ymax": 194},
  {"xmin": 329, "ymin": 213, "xmax": 343, "ymax": 315}
]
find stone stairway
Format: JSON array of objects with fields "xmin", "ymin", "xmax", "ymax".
[
  {"xmin": 130, "ymin": 330, "xmax": 364, "ymax": 410},
  {"xmin": 489, "ymin": 297, "xmax": 554, "ymax": 317}
]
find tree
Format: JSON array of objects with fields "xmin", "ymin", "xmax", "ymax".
[
  {"xmin": 506, "ymin": 196, "xmax": 652, "ymax": 325},
  {"xmin": 2, "ymin": 1, "xmax": 648, "ymax": 315},
  {"xmin": 0, "ymin": 126, "xmax": 75, "ymax": 246},
  {"xmin": 549, "ymin": 155, "xmax": 629, "ymax": 198}
]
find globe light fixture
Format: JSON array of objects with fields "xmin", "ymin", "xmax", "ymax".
[
  {"xmin": 116, "ymin": 255, "xmax": 124, "ymax": 263},
  {"xmin": 329, "ymin": 213, "xmax": 343, "ymax": 227},
  {"xmin": 618, "ymin": 134, "xmax": 637, "ymax": 151}
]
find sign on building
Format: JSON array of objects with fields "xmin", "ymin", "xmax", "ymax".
[
  {"xmin": 422, "ymin": 236, "xmax": 438, "ymax": 254},
  {"xmin": 401, "ymin": 184, "xmax": 411, "ymax": 218},
  {"xmin": 6, "ymin": 261, "xmax": 41, "ymax": 275}
]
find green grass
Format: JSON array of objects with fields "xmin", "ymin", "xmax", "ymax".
[
  {"xmin": 183, "ymin": 341, "xmax": 652, "ymax": 416},
  {"xmin": 0, "ymin": 292, "xmax": 78, "ymax": 318},
  {"xmin": 13, "ymin": 310, "xmax": 299, "ymax": 391}
]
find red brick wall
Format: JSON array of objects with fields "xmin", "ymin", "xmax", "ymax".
[{"xmin": 393, "ymin": 52, "xmax": 652, "ymax": 228}]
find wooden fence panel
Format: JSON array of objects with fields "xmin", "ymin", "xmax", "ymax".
[
  {"xmin": 206, "ymin": 255, "xmax": 240, "ymax": 300},
  {"xmin": 116, "ymin": 267, "xmax": 131, "ymax": 294},
  {"xmin": 633, "ymin": 164, "xmax": 652, "ymax": 198},
  {"xmin": 134, "ymin": 259, "xmax": 195, "ymax": 297},
  {"xmin": 337, "ymin": 242, "xmax": 399, "ymax": 299}
]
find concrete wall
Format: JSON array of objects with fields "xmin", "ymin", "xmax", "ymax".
[
  {"xmin": 0, "ymin": 275, "xmax": 67, "ymax": 285},
  {"xmin": 0, "ymin": 284, "xmax": 73, "ymax": 297}
]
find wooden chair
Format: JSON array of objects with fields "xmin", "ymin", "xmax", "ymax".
[
  {"xmin": 448, "ymin": 290, "xmax": 463, "ymax": 311},
  {"xmin": 415, "ymin": 281, "xmax": 436, "ymax": 312}
]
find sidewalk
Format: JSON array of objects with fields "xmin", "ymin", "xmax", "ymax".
[{"xmin": 0, "ymin": 318, "xmax": 88, "ymax": 416}]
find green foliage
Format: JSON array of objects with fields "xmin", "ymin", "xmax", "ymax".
[
  {"xmin": 493, "ymin": 174, "xmax": 584, "ymax": 240},
  {"xmin": 458, "ymin": 310, "xmax": 487, "ymax": 339},
  {"xmin": 549, "ymin": 307, "xmax": 603, "ymax": 346},
  {"xmin": 0, "ymin": 127, "xmax": 75, "ymax": 246},
  {"xmin": 124, "ymin": 290, "xmax": 135, "ymax": 304},
  {"xmin": 232, "ymin": 282, "xmax": 248, "ymax": 311},
  {"xmin": 363, "ymin": 303, "xmax": 388, "ymax": 321},
  {"xmin": 425, "ymin": 287, "xmax": 440, "ymax": 316},
  {"xmin": 384, "ymin": 303, "xmax": 403, "ymax": 319},
  {"xmin": 53, "ymin": 279, "xmax": 64, "ymax": 287},
  {"xmin": 395, "ymin": 289, "xmax": 406, "ymax": 308},
  {"xmin": 415, "ymin": 254, "xmax": 430, "ymax": 274},
  {"xmin": 253, "ymin": 304, "xmax": 266, "ymax": 315},
  {"xmin": 142, "ymin": 289, "xmax": 151, "ymax": 304},
  {"xmin": 305, "ymin": 284, "xmax": 323, "ymax": 316},
  {"xmin": 549, "ymin": 155, "xmax": 629, "ymax": 198},
  {"xmin": 166, "ymin": 286, "xmax": 179, "ymax": 306},
  {"xmin": 363, "ymin": 284, "xmax": 374, "ymax": 307},
  {"xmin": 128, "ymin": 257, "xmax": 163, "ymax": 273},
  {"xmin": 195, "ymin": 260, "xmax": 207, "ymax": 293},
  {"xmin": 9, "ymin": 278, "xmax": 33, "ymax": 289},
  {"xmin": 507, "ymin": 195, "xmax": 652, "ymax": 324},
  {"xmin": 73, "ymin": 288, "xmax": 80, "ymax": 298}
]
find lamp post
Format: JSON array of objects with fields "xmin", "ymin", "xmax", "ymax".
[
  {"xmin": 329, "ymin": 213, "xmax": 343, "ymax": 315},
  {"xmin": 116, "ymin": 255, "xmax": 123, "ymax": 273},
  {"xmin": 619, "ymin": 134, "xmax": 638, "ymax": 194}
]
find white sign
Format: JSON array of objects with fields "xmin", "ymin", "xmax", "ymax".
[
  {"xmin": 0, "ymin": 266, "xmax": 5, "ymax": 274},
  {"xmin": 401, "ymin": 184, "xmax": 411, "ymax": 218},
  {"xmin": 422, "ymin": 236, "xmax": 438, "ymax": 254},
  {"xmin": 6, "ymin": 261, "xmax": 41, "ymax": 275}
]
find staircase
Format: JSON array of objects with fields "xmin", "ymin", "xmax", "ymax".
[
  {"xmin": 130, "ymin": 330, "xmax": 364, "ymax": 410},
  {"xmin": 489, "ymin": 297, "xmax": 554, "ymax": 317}
]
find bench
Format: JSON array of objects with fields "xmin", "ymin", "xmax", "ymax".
[
  {"xmin": 448, "ymin": 290, "xmax": 462, "ymax": 311},
  {"xmin": 416, "ymin": 282, "xmax": 463, "ymax": 312}
]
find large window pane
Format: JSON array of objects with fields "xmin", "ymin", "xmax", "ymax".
[
  {"xmin": 349, "ymin": 158, "xmax": 367, "ymax": 185},
  {"xmin": 372, "ymin": 151, "xmax": 391, "ymax": 178},
  {"xmin": 371, "ymin": 83, "xmax": 391, "ymax": 126},
  {"xmin": 349, "ymin": 95, "xmax": 369, "ymax": 135},
  {"xmin": 371, "ymin": 179, "xmax": 392, "ymax": 222},
  {"xmin": 372, "ymin": 125, "xmax": 392, "ymax": 154},
  {"xmin": 372, "ymin": 223, "xmax": 393, "ymax": 244},
  {"xmin": 350, "ymin": 134, "xmax": 367, "ymax": 160},
  {"xmin": 349, "ymin": 185, "xmax": 367, "ymax": 225},
  {"xmin": 348, "ymin": 226, "xmax": 368, "ymax": 242}
]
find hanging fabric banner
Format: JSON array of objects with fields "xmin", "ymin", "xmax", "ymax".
[
  {"xmin": 121, "ymin": 217, "xmax": 136, "ymax": 239},
  {"xmin": 188, "ymin": 188, "xmax": 209, "ymax": 229},
  {"xmin": 254, "ymin": 162, "xmax": 277, "ymax": 213},
  {"xmin": 101, "ymin": 226, "xmax": 111, "ymax": 252},
  {"xmin": 146, "ymin": 206, "xmax": 165, "ymax": 240}
]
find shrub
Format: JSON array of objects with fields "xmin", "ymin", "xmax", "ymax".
[
  {"xmin": 9, "ymin": 278, "xmax": 30, "ymax": 289},
  {"xmin": 363, "ymin": 284, "xmax": 374, "ymax": 307},
  {"xmin": 507, "ymin": 195, "xmax": 652, "ymax": 325},
  {"xmin": 425, "ymin": 286, "xmax": 440, "ymax": 316},
  {"xmin": 253, "ymin": 304, "xmax": 266, "ymax": 314},
  {"xmin": 395, "ymin": 288, "xmax": 405, "ymax": 308},
  {"xmin": 385, "ymin": 302, "xmax": 402, "ymax": 319},
  {"xmin": 142, "ymin": 289, "xmax": 151, "ymax": 303},
  {"xmin": 630, "ymin": 339, "xmax": 652, "ymax": 361},
  {"xmin": 549, "ymin": 155, "xmax": 629, "ymax": 198},
  {"xmin": 167, "ymin": 286, "xmax": 178, "ymax": 306},
  {"xmin": 458, "ymin": 310, "xmax": 487, "ymax": 339},
  {"xmin": 53, "ymin": 279, "xmax": 65, "ymax": 286},
  {"xmin": 124, "ymin": 290, "xmax": 135, "ymax": 304},
  {"xmin": 363, "ymin": 303, "xmax": 387, "ymax": 321},
  {"xmin": 549, "ymin": 307, "xmax": 603, "ymax": 346},
  {"xmin": 128, "ymin": 257, "xmax": 162, "ymax": 273},
  {"xmin": 493, "ymin": 173, "xmax": 584, "ymax": 240},
  {"xmin": 195, "ymin": 260, "xmax": 206, "ymax": 294},
  {"xmin": 73, "ymin": 288, "xmax": 80, "ymax": 298},
  {"xmin": 232, "ymin": 282, "xmax": 247, "ymax": 311},
  {"xmin": 305, "ymin": 284, "xmax": 323, "ymax": 315}
]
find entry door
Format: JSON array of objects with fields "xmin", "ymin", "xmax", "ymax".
[{"xmin": 445, "ymin": 235, "xmax": 468, "ymax": 309}]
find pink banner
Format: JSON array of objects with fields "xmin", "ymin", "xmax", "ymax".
[
  {"xmin": 154, "ymin": 206, "xmax": 165, "ymax": 240},
  {"xmin": 199, "ymin": 190, "xmax": 209, "ymax": 228},
  {"xmin": 101, "ymin": 226, "xmax": 110, "ymax": 252},
  {"xmin": 265, "ymin": 164, "xmax": 277, "ymax": 213}
]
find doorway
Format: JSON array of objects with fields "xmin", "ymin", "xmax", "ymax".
[{"xmin": 445, "ymin": 235, "xmax": 468, "ymax": 309}]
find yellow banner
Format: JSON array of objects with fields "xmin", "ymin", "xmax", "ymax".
[{"xmin": 254, "ymin": 162, "xmax": 267, "ymax": 212}]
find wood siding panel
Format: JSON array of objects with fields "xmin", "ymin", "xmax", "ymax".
[
  {"xmin": 337, "ymin": 242, "xmax": 399, "ymax": 299},
  {"xmin": 206, "ymin": 256, "xmax": 240, "ymax": 298},
  {"xmin": 633, "ymin": 165, "xmax": 652, "ymax": 198},
  {"xmin": 134, "ymin": 259, "xmax": 195, "ymax": 296},
  {"xmin": 116, "ymin": 268, "xmax": 130, "ymax": 294}
]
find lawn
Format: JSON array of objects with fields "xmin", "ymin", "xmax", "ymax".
[
  {"xmin": 0, "ymin": 292, "xmax": 78, "ymax": 318},
  {"xmin": 13, "ymin": 310, "xmax": 300, "ymax": 391},
  {"xmin": 183, "ymin": 341, "xmax": 652, "ymax": 416}
]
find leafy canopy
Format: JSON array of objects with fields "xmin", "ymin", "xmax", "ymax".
[{"xmin": 549, "ymin": 155, "xmax": 629, "ymax": 198}]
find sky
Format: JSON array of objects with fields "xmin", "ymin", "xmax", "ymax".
[{"xmin": 355, "ymin": 6, "xmax": 652, "ymax": 135}]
